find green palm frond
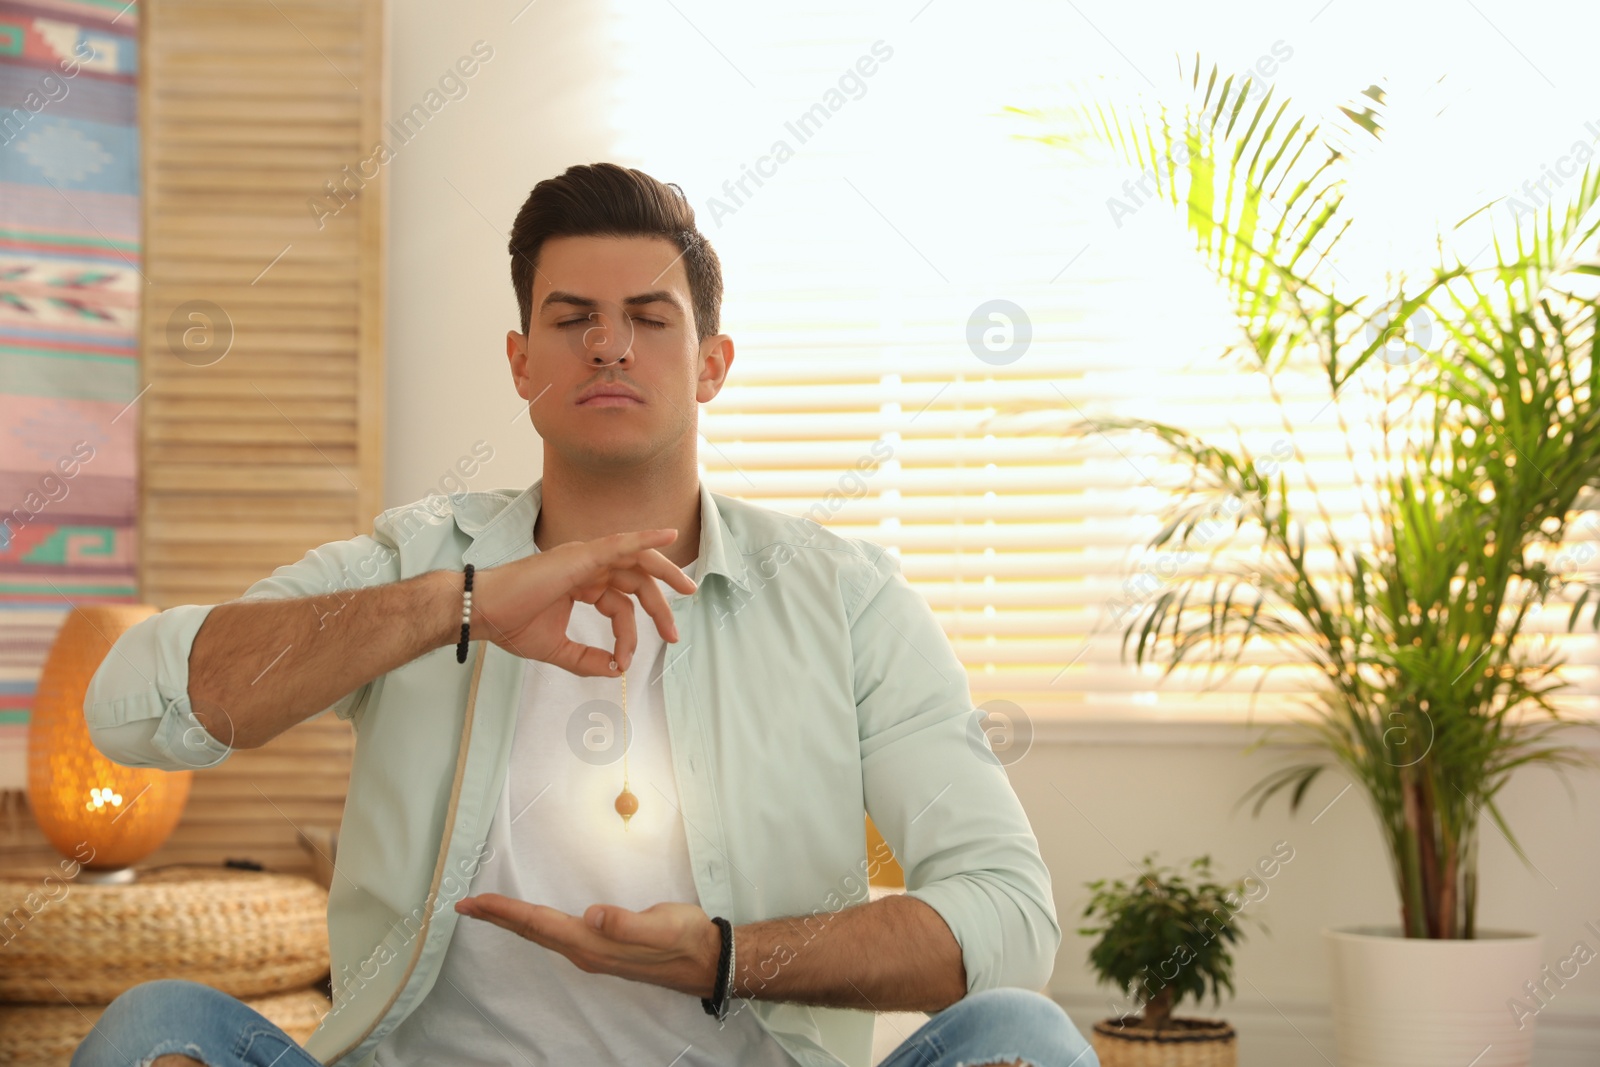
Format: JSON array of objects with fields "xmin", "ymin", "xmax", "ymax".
[{"xmin": 1009, "ymin": 58, "xmax": 1600, "ymax": 939}]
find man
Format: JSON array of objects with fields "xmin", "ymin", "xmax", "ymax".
[{"xmin": 76, "ymin": 163, "xmax": 1097, "ymax": 1067}]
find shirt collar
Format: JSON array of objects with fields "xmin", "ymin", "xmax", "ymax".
[{"xmin": 456, "ymin": 478, "xmax": 750, "ymax": 591}]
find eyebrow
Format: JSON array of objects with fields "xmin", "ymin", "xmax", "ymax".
[{"xmin": 540, "ymin": 289, "xmax": 685, "ymax": 315}]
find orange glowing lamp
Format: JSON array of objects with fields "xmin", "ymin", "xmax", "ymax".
[{"xmin": 26, "ymin": 605, "xmax": 193, "ymax": 882}]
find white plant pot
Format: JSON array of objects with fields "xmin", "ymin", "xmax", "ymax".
[{"xmin": 1325, "ymin": 926, "xmax": 1543, "ymax": 1067}]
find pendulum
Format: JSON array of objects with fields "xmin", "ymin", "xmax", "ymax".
[
  {"xmin": 613, "ymin": 669, "xmax": 638, "ymax": 829},
  {"xmin": 613, "ymin": 666, "xmax": 638, "ymax": 830}
]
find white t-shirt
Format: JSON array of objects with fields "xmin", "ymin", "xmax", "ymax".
[{"xmin": 376, "ymin": 554, "xmax": 797, "ymax": 1067}]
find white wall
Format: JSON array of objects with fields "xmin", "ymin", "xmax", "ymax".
[
  {"xmin": 386, "ymin": 3, "xmax": 1600, "ymax": 1064},
  {"xmin": 383, "ymin": 0, "xmax": 607, "ymax": 505}
]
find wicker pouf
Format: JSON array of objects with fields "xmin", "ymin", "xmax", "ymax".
[
  {"xmin": 0, "ymin": 986, "xmax": 331, "ymax": 1067},
  {"xmin": 1091, "ymin": 1017, "xmax": 1238, "ymax": 1067},
  {"xmin": 0, "ymin": 865, "xmax": 329, "ymax": 1003}
]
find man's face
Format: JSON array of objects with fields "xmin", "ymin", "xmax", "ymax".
[{"xmin": 506, "ymin": 234, "xmax": 732, "ymax": 471}]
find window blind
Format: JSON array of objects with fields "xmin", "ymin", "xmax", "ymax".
[{"xmin": 606, "ymin": 2, "xmax": 1599, "ymax": 722}]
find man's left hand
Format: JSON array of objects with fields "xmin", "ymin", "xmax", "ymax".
[{"xmin": 455, "ymin": 894, "xmax": 722, "ymax": 999}]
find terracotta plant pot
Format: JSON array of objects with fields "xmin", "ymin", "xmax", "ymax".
[{"xmin": 1091, "ymin": 1017, "xmax": 1237, "ymax": 1067}]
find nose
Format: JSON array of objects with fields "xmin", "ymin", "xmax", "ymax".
[{"xmin": 580, "ymin": 309, "xmax": 632, "ymax": 367}]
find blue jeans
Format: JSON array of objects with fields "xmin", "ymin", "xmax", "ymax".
[
  {"xmin": 876, "ymin": 988, "xmax": 1099, "ymax": 1067},
  {"xmin": 74, "ymin": 979, "xmax": 1099, "ymax": 1067}
]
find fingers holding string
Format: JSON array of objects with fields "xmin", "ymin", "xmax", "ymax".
[{"xmin": 589, "ymin": 585, "xmax": 639, "ymax": 673}]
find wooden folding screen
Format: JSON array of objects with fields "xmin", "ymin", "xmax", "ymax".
[{"xmin": 134, "ymin": 0, "xmax": 385, "ymax": 874}]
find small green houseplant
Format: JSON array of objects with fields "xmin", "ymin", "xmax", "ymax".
[{"xmin": 1080, "ymin": 856, "xmax": 1249, "ymax": 1065}]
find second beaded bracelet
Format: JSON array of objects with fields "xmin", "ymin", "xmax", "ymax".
[{"xmin": 456, "ymin": 563, "xmax": 475, "ymax": 663}]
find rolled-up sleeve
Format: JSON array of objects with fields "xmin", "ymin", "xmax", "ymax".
[
  {"xmin": 84, "ymin": 526, "xmax": 404, "ymax": 771},
  {"xmin": 852, "ymin": 545, "xmax": 1062, "ymax": 996}
]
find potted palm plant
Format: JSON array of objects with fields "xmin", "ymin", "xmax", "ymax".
[
  {"xmin": 1080, "ymin": 855, "xmax": 1249, "ymax": 1067},
  {"xmin": 1007, "ymin": 61, "xmax": 1600, "ymax": 1067}
]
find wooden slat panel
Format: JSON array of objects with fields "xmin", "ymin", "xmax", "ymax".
[
  {"xmin": 140, "ymin": 382, "xmax": 360, "ymax": 403},
  {"xmin": 148, "ymin": 397, "xmax": 356, "ymax": 420},
  {"xmin": 144, "ymin": 422, "xmax": 360, "ymax": 446},
  {"xmin": 144, "ymin": 523, "xmax": 357, "ymax": 545},
  {"xmin": 135, "ymin": 0, "xmax": 386, "ymax": 877},
  {"xmin": 146, "ymin": 497, "xmax": 357, "ymax": 522},
  {"xmin": 146, "ymin": 447, "xmax": 361, "ymax": 469}
]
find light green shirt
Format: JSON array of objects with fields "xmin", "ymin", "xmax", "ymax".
[{"xmin": 85, "ymin": 479, "xmax": 1061, "ymax": 1067}]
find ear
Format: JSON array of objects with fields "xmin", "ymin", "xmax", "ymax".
[
  {"xmin": 507, "ymin": 329, "xmax": 536, "ymax": 400},
  {"xmin": 695, "ymin": 334, "xmax": 734, "ymax": 404}
]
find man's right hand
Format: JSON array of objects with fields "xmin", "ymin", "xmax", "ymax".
[
  {"xmin": 186, "ymin": 528, "xmax": 697, "ymax": 750},
  {"xmin": 470, "ymin": 527, "xmax": 695, "ymax": 675}
]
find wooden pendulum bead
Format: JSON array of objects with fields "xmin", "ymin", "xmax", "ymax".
[{"xmin": 615, "ymin": 786, "xmax": 638, "ymax": 830}]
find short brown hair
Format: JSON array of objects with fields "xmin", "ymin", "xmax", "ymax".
[{"xmin": 507, "ymin": 162, "xmax": 722, "ymax": 343}]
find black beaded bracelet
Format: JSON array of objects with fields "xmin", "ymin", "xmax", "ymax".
[
  {"xmin": 702, "ymin": 915, "xmax": 734, "ymax": 1021},
  {"xmin": 455, "ymin": 563, "xmax": 475, "ymax": 664}
]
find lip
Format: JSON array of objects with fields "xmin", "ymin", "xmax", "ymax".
[{"xmin": 576, "ymin": 381, "xmax": 645, "ymax": 406}]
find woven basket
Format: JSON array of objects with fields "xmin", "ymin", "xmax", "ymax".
[
  {"xmin": 0, "ymin": 986, "xmax": 330, "ymax": 1067},
  {"xmin": 1091, "ymin": 1017, "xmax": 1237, "ymax": 1067},
  {"xmin": 0, "ymin": 865, "xmax": 329, "ymax": 1003}
]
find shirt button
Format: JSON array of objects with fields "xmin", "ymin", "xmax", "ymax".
[{"xmin": 688, "ymin": 755, "xmax": 697, "ymax": 773}]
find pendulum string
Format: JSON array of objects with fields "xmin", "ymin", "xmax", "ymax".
[{"xmin": 613, "ymin": 667, "xmax": 638, "ymax": 830}]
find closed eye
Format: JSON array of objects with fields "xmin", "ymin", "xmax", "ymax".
[{"xmin": 556, "ymin": 317, "xmax": 668, "ymax": 329}]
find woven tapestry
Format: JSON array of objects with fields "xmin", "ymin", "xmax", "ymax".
[{"xmin": 0, "ymin": 0, "xmax": 140, "ymax": 788}]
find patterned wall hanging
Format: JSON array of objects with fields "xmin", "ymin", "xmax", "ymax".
[{"xmin": 0, "ymin": 0, "xmax": 140, "ymax": 789}]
